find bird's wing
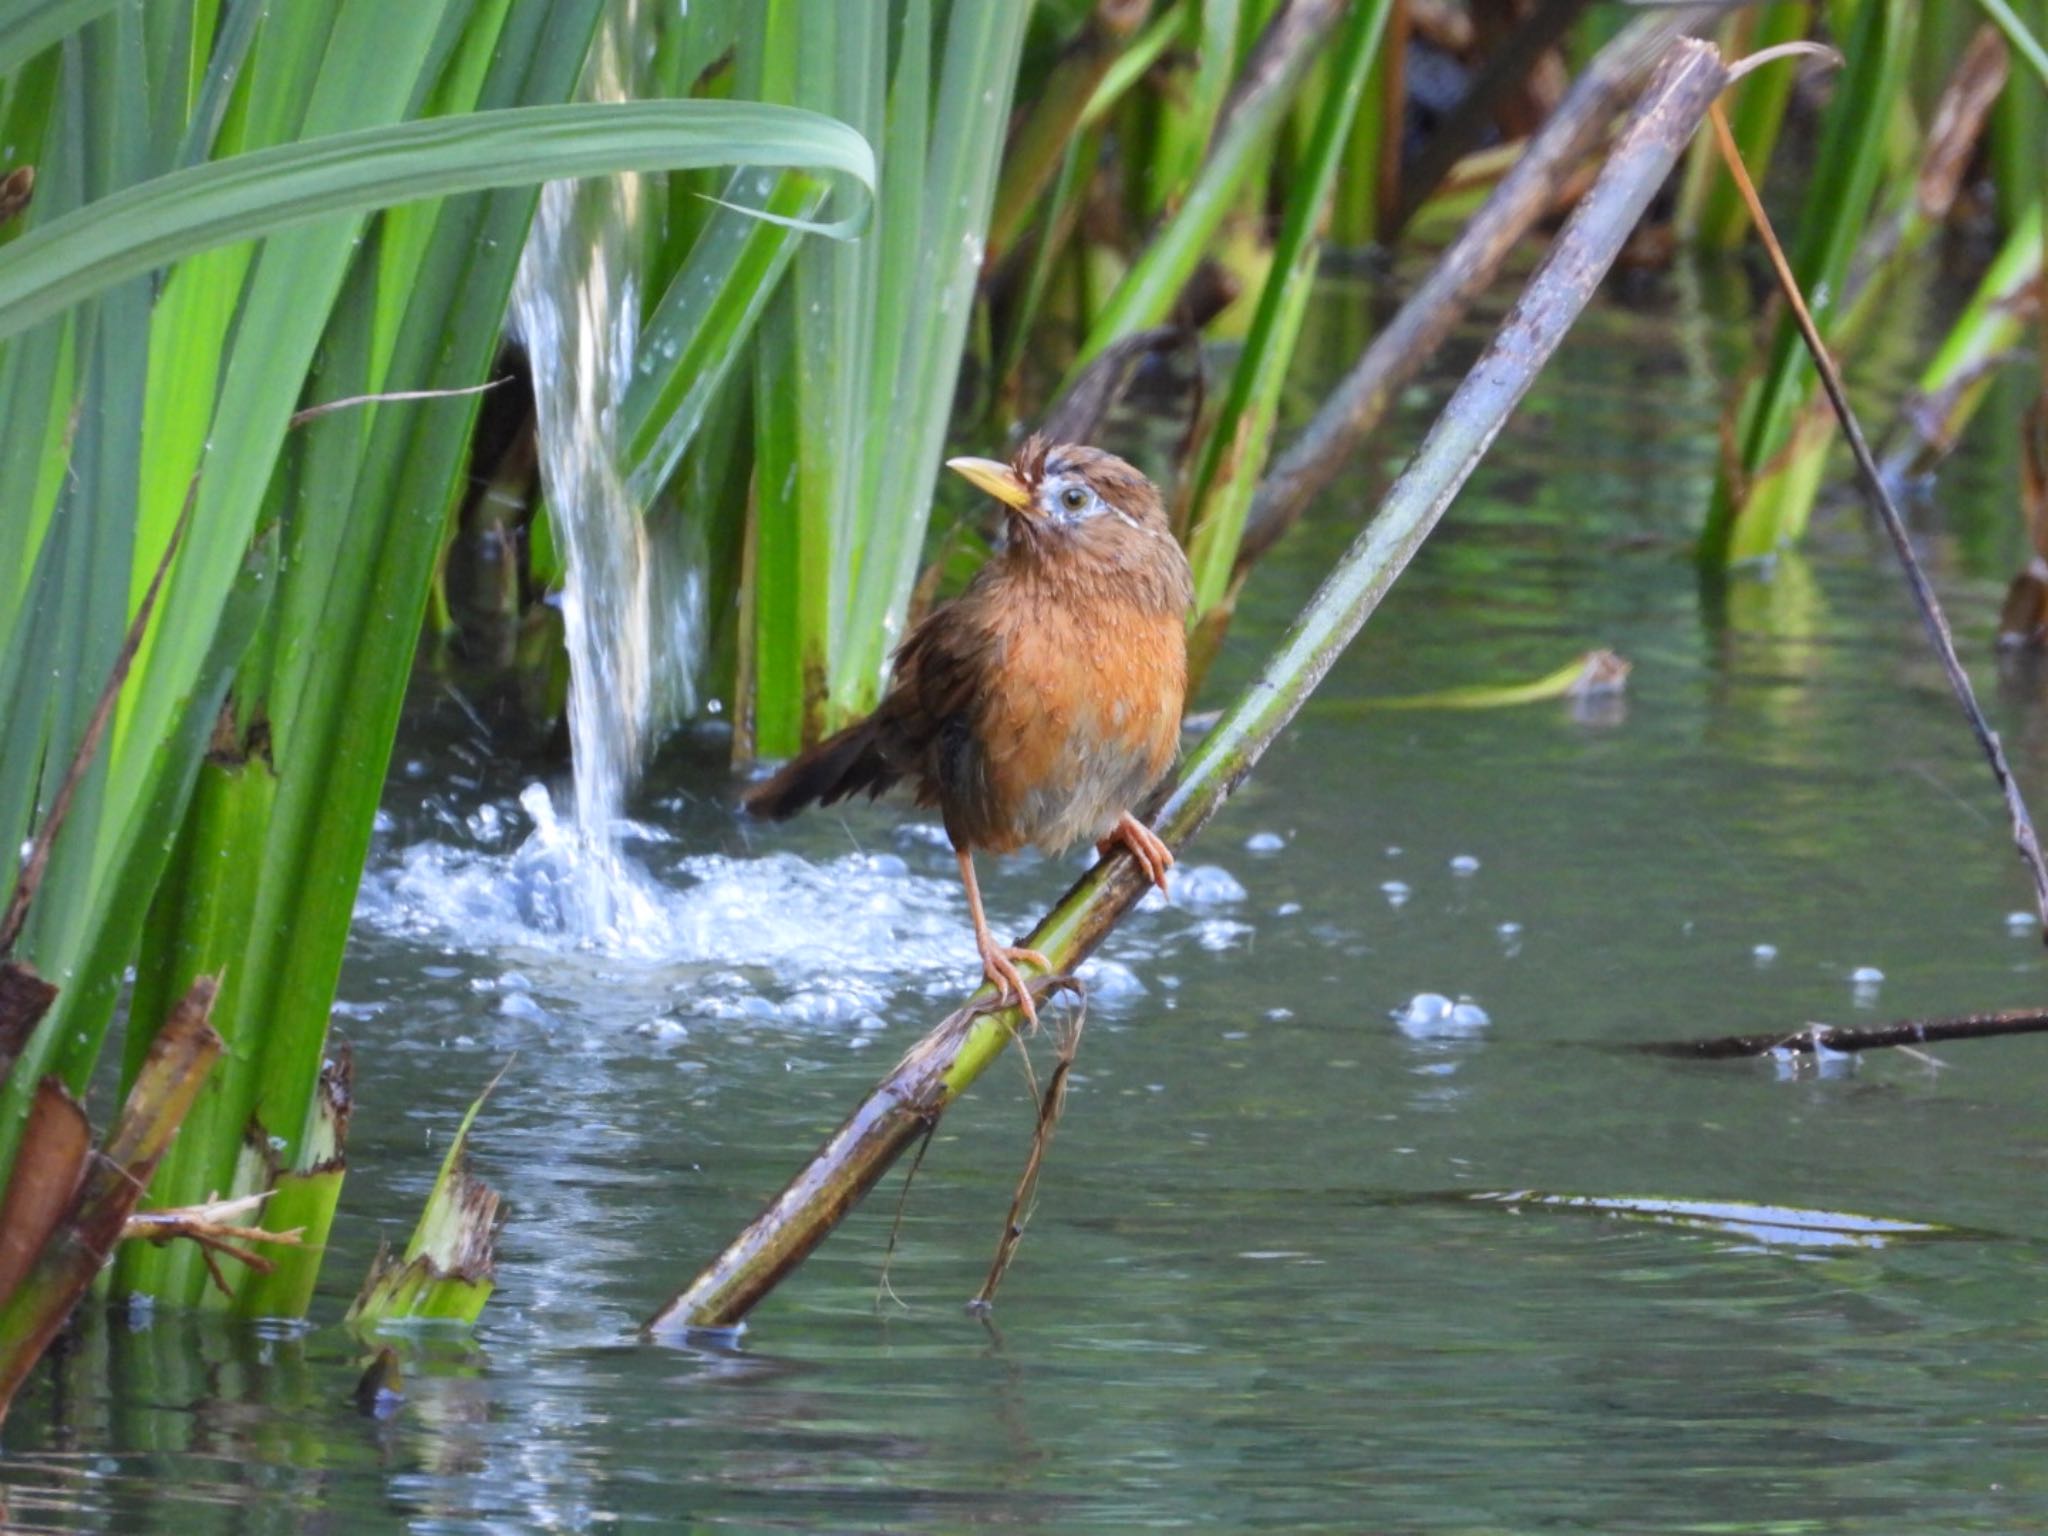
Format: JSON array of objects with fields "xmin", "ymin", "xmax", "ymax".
[{"xmin": 887, "ymin": 590, "xmax": 1002, "ymax": 838}]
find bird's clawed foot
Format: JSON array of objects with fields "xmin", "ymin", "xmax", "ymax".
[
  {"xmin": 1098, "ymin": 811, "xmax": 1174, "ymax": 892},
  {"xmin": 978, "ymin": 940, "xmax": 1053, "ymax": 1030}
]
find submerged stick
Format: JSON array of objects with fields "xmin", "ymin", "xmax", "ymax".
[
  {"xmin": 648, "ymin": 37, "xmax": 1731, "ymax": 1336},
  {"xmin": 1235, "ymin": 4, "xmax": 1717, "ymax": 573},
  {"xmin": 1705, "ymin": 101, "xmax": 2048, "ymax": 935},
  {"xmin": 1643, "ymin": 1008, "xmax": 2048, "ymax": 1060}
]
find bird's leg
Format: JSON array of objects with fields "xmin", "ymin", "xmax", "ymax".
[
  {"xmin": 1097, "ymin": 811, "xmax": 1174, "ymax": 892},
  {"xmin": 955, "ymin": 847, "xmax": 1048, "ymax": 1028}
]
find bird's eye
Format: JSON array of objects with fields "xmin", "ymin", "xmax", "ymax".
[{"xmin": 1059, "ymin": 485, "xmax": 1089, "ymax": 512}]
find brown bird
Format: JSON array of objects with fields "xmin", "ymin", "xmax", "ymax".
[{"xmin": 743, "ymin": 436, "xmax": 1192, "ymax": 1026}]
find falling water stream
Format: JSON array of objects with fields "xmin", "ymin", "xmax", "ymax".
[{"xmin": 507, "ymin": 0, "xmax": 701, "ymax": 947}]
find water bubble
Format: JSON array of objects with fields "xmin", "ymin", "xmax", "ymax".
[
  {"xmin": 1849, "ymin": 965, "xmax": 1884, "ymax": 984},
  {"xmin": 1274, "ymin": 901, "xmax": 1302, "ymax": 917},
  {"xmin": 1244, "ymin": 831, "xmax": 1286, "ymax": 854},
  {"xmin": 1395, "ymin": 993, "xmax": 1451, "ymax": 1025},
  {"xmin": 2007, "ymin": 911, "xmax": 2035, "ymax": 935},
  {"xmin": 1752, "ymin": 943, "xmax": 1778, "ymax": 965},
  {"xmin": 1380, "ymin": 880, "xmax": 1411, "ymax": 907},
  {"xmin": 500, "ymin": 992, "xmax": 554, "ymax": 1027},
  {"xmin": 1449, "ymin": 854, "xmax": 1480, "ymax": 875},
  {"xmin": 1076, "ymin": 957, "xmax": 1145, "ymax": 1000},
  {"xmin": 1170, "ymin": 865, "xmax": 1248, "ymax": 907},
  {"xmin": 1193, "ymin": 918, "xmax": 1254, "ymax": 951},
  {"xmin": 1385, "ymin": 846, "xmax": 1403, "ymax": 858},
  {"xmin": 1394, "ymin": 993, "xmax": 1489, "ymax": 1041}
]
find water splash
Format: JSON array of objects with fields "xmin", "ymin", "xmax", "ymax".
[{"xmin": 509, "ymin": 0, "xmax": 701, "ymax": 942}]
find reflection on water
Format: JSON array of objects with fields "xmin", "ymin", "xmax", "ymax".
[{"xmin": 11, "ymin": 267, "xmax": 2048, "ymax": 1532}]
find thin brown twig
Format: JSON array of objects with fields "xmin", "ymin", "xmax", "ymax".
[
  {"xmin": 119, "ymin": 1188, "xmax": 307, "ymax": 1278},
  {"xmin": 1706, "ymin": 98, "xmax": 2048, "ymax": 937},
  {"xmin": 972, "ymin": 980, "xmax": 1087, "ymax": 1311},
  {"xmin": 874, "ymin": 1118, "xmax": 938, "ymax": 1313}
]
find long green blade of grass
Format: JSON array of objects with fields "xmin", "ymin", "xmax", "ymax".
[
  {"xmin": 1880, "ymin": 197, "xmax": 2043, "ymax": 474},
  {"xmin": 832, "ymin": 0, "xmax": 1033, "ymax": 719},
  {"xmin": 621, "ymin": 166, "xmax": 824, "ymax": 497},
  {"xmin": 0, "ymin": 98, "xmax": 877, "ymax": 341}
]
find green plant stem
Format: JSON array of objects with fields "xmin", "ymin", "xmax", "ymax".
[
  {"xmin": 647, "ymin": 35, "xmax": 1730, "ymax": 1333},
  {"xmin": 985, "ymin": 0, "xmax": 1150, "ymax": 268}
]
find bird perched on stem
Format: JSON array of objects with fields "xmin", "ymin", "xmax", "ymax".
[{"xmin": 744, "ymin": 437, "xmax": 1192, "ymax": 1026}]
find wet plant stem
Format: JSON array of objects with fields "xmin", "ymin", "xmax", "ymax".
[
  {"xmin": 647, "ymin": 36, "xmax": 1732, "ymax": 1334},
  {"xmin": 1705, "ymin": 99, "xmax": 2048, "ymax": 936}
]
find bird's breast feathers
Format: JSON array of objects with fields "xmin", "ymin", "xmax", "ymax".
[{"xmin": 973, "ymin": 593, "xmax": 1186, "ymax": 853}]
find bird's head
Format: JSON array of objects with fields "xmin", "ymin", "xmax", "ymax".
[{"xmin": 945, "ymin": 436, "xmax": 1171, "ymax": 554}]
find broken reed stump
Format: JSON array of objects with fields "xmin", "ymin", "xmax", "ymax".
[
  {"xmin": 647, "ymin": 36, "xmax": 1734, "ymax": 1336},
  {"xmin": 0, "ymin": 976, "xmax": 221, "ymax": 1424}
]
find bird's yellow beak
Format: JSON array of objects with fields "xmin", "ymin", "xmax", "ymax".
[{"xmin": 945, "ymin": 455, "xmax": 1034, "ymax": 513}]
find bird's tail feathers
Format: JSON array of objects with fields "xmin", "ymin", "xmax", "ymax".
[{"xmin": 741, "ymin": 716, "xmax": 898, "ymax": 820}]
